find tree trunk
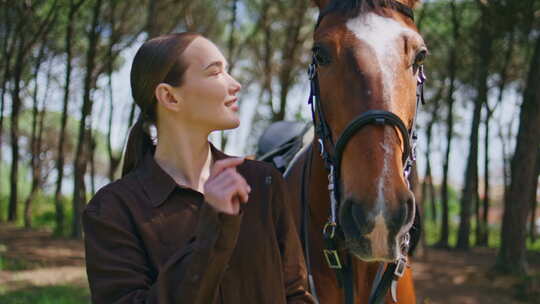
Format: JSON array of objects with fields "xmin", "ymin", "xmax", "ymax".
[
  {"xmin": 529, "ymin": 151, "xmax": 540, "ymax": 242},
  {"xmin": 106, "ymin": 66, "xmax": 120, "ymax": 181},
  {"xmin": 478, "ymin": 104, "xmax": 492, "ymax": 246},
  {"xmin": 23, "ymin": 38, "xmax": 47, "ymax": 228},
  {"xmin": 275, "ymin": 0, "xmax": 309, "ymax": 122},
  {"xmin": 498, "ymin": 121, "xmax": 512, "ymax": 204},
  {"xmin": 496, "ymin": 33, "xmax": 540, "ymax": 275},
  {"xmin": 0, "ymin": 4, "xmax": 14, "ymax": 209},
  {"xmin": 479, "ymin": 29, "xmax": 515, "ymax": 246},
  {"xmin": 456, "ymin": 3, "xmax": 492, "ymax": 250},
  {"xmin": 7, "ymin": 1, "xmax": 56, "ymax": 222},
  {"xmin": 8, "ymin": 36, "xmax": 26, "ymax": 222},
  {"xmin": 260, "ymin": 1, "xmax": 274, "ymax": 119},
  {"xmin": 422, "ymin": 89, "xmax": 442, "ymax": 224},
  {"xmin": 55, "ymin": 0, "xmax": 85, "ymax": 235},
  {"xmin": 420, "ymin": 99, "xmax": 439, "ymax": 257},
  {"xmin": 456, "ymin": 99, "xmax": 483, "ymax": 250},
  {"xmin": 106, "ymin": 0, "xmax": 120, "ymax": 181},
  {"xmin": 72, "ymin": 0, "xmax": 102, "ymax": 239},
  {"xmin": 145, "ymin": 0, "xmax": 157, "ymax": 39},
  {"xmin": 89, "ymin": 128, "xmax": 97, "ymax": 195},
  {"xmin": 422, "ymin": 147, "xmax": 434, "ymax": 222},
  {"xmin": 437, "ymin": 0, "xmax": 459, "ymax": 248}
]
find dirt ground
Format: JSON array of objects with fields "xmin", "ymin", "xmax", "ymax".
[
  {"xmin": 0, "ymin": 223, "xmax": 87, "ymax": 292},
  {"xmin": 0, "ymin": 222, "xmax": 538, "ymax": 303},
  {"xmin": 413, "ymin": 247, "xmax": 539, "ymax": 304}
]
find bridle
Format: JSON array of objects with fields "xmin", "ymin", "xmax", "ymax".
[{"xmin": 300, "ymin": 1, "xmax": 427, "ymax": 303}]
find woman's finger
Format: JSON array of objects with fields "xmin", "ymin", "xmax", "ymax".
[
  {"xmin": 233, "ymin": 179, "xmax": 250, "ymax": 203},
  {"xmin": 209, "ymin": 167, "xmax": 236, "ymax": 185},
  {"xmin": 209, "ymin": 157, "xmax": 244, "ymax": 179}
]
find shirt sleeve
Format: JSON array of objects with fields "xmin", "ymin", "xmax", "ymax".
[
  {"xmin": 83, "ymin": 188, "xmax": 242, "ymax": 304},
  {"xmin": 270, "ymin": 169, "xmax": 317, "ymax": 304}
]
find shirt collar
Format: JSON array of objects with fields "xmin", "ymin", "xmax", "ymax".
[{"xmin": 136, "ymin": 141, "xmax": 231, "ymax": 207}]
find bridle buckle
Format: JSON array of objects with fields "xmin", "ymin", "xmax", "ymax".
[
  {"xmin": 323, "ymin": 249, "xmax": 342, "ymax": 269},
  {"xmin": 393, "ymin": 256, "xmax": 407, "ymax": 278},
  {"xmin": 323, "ymin": 221, "xmax": 337, "ymax": 239}
]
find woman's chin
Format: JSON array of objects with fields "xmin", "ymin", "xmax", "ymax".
[
  {"xmin": 228, "ymin": 119, "xmax": 240, "ymax": 129},
  {"xmin": 228, "ymin": 113, "xmax": 240, "ymax": 128},
  {"xmin": 215, "ymin": 118, "xmax": 240, "ymax": 130}
]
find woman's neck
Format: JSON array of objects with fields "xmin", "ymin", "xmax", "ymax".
[{"xmin": 153, "ymin": 124, "xmax": 213, "ymax": 193}]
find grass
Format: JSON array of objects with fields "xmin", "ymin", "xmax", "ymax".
[
  {"xmin": 0, "ymin": 255, "xmax": 34, "ymax": 271},
  {"xmin": 0, "ymin": 285, "xmax": 90, "ymax": 304}
]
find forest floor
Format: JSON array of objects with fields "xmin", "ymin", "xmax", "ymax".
[
  {"xmin": 0, "ymin": 222, "xmax": 539, "ymax": 304},
  {"xmin": 413, "ymin": 246, "xmax": 540, "ymax": 304}
]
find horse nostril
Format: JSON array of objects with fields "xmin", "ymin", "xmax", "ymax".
[
  {"xmin": 351, "ymin": 203, "xmax": 366, "ymax": 229},
  {"xmin": 339, "ymin": 198, "xmax": 366, "ymax": 237},
  {"xmin": 351, "ymin": 203, "xmax": 375, "ymax": 236},
  {"xmin": 341, "ymin": 198, "xmax": 368, "ymax": 235}
]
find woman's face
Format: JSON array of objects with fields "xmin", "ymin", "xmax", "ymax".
[{"xmin": 172, "ymin": 37, "xmax": 242, "ymax": 131}]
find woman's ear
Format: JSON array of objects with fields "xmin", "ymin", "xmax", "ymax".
[{"xmin": 155, "ymin": 83, "xmax": 182, "ymax": 112}]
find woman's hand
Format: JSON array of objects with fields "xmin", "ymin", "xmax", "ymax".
[{"xmin": 204, "ymin": 157, "xmax": 251, "ymax": 215}]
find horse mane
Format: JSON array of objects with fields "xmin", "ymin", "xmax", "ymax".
[{"xmin": 322, "ymin": 0, "xmax": 419, "ymax": 18}]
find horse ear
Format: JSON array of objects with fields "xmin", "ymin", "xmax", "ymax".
[{"xmin": 312, "ymin": 0, "xmax": 332, "ymax": 10}]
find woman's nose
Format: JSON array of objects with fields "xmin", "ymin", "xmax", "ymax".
[{"xmin": 229, "ymin": 74, "xmax": 242, "ymax": 94}]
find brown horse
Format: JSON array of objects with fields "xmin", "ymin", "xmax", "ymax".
[{"xmin": 284, "ymin": 0, "xmax": 426, "ymax": 303}]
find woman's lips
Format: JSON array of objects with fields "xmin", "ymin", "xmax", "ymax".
[
  {"xmin": 225, "ymin": 97, "xmax": 238, "ymax": 107},
  {"xmin": 225, "ymin": 98, "xmax": 239, "ymax": 111}
]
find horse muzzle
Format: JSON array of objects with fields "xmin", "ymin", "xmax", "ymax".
[{"xmin": 339, "ymin": 194, "xmax": 415, "ymax": 262}]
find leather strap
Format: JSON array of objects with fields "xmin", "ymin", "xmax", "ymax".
[{"xmin": 368, "ymin": 263, "xmax": 398, "ymax": 304}]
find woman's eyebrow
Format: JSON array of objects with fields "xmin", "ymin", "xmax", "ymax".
[{"xmin": 204, "ymin": 61, "xmax": 223, "ymax": 70}]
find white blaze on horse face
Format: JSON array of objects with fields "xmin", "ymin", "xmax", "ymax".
[
  {"xmin": 365, "ymin": 213, "xmax": 390, "ymax": 260},
  {"xmin": 377, "ymin": 132, "xmax": 392, "ymax": 209},
  {"xmin": 346, "ymin": 13, "xmax": 419, "ymax": 211},
  {"xmin": 346, "ymin": 12, "xmax": 419, "ymax": 109}
]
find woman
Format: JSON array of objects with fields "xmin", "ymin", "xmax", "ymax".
[{"xmin": 82, "ymin": 33, "xmax": 315, "ymax": 304}]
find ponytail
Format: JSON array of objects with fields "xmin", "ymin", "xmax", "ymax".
[{"xmin": 121, "ymin": 114, "xmax": 155, "ymax": 177}]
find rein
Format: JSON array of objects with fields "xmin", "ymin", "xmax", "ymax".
[{"xmin": 301, "ymin": 1, "xmax": 426, "ymax": 303}]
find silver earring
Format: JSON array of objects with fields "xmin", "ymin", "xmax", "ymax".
[
  {"xmin": 149, "ymin": 124, "xmax": 158, "ymax": 145},
  {"xmin": 143, "ymin": 121, "xmax": 158, "ymax": 146}
]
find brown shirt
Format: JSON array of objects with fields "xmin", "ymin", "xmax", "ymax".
[{"xmin": 82, "ymin": 143, "xmax": 315, "ymax": 304}]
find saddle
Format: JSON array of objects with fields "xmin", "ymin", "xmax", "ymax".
[{"xmin": 256, "ymin": 121, "xmax": 313, "ymax": 172}]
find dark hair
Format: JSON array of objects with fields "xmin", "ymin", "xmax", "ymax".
[{"xmin": 122, "ymin": 32, "xmax": 201, "ymax": 176}]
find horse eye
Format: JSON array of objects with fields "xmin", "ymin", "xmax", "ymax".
[
  {"xmin": 313, "ymin": 46, "xmax": 331, "ymax": 66},
  {"xmin": 414, "ymin": 48, "xmax": 428, "ymax": 66}
]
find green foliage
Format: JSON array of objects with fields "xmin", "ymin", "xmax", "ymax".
[
  {"xmin": 422, "ymin": 185, "xmax": 460, "ymax": 224},
  {"xmin": 0, "ymin": 285, "xmax": 90, "ymax": 304},
  {"xmin": 423, "ymin": 184, "xmax": 461, "ymax": 247},
  {"xmin": 0, "ymin": 161, "xmax": 32, "ymax": 207},
  {"xmin": 422, "ymin": 181, "xmax": 540, "ymax": 251},
  {"xmin": 0, "ymin": 255, "xmax": 35, "ymax": 271}
]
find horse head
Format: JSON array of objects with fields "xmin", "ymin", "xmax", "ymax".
[{"xmin": 310, "ymin": 0, "xmax": 426, "ymax": 262}]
